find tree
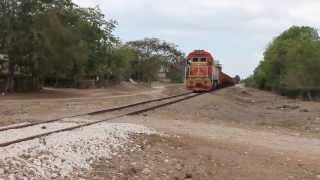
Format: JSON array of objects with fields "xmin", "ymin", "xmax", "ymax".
[
  {"xmin": 0, "ymin": 0, "xmax": 79, "ymax": 91},
  {"xmin": 126, "ymin": 38, "xmax": 184, "ymax": 83},
  {"xmin": 250, "ymin": 26, "xmax": 320, "ymax": 98},
  {"xmin": 0, "ymin": 0, "xmax": 120, "ymax": 90},
  {"xmin": 0, "ymin": 1, "xmax": 185, "ymax": 92},
  {"xmin": 75, "ymin": 7, "xmax": 119, "ymax": 79},
  {"xmin": 40, "ymin": 7, "xmax": 89, "ymax": 86}
]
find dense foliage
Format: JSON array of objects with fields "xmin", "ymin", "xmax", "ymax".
[
  {"xmin": 0, "ymin": 0, "xmax": 185, "ymax": 92},
  {"xmin": 246, "ymin": 26, "xmax": 320, "ymax": 99},
  {"xmin": 126, "ymin": 38, "xmax": 185, "ymax": 83}
]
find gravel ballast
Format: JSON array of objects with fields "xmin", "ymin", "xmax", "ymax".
[{"xmin": 0, "ymin": 122, "xmax": 157, "ymax": 179}]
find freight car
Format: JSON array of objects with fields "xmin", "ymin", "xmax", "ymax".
[
  {"xmin": 185, "ymin": 50, "xmax": 236, "ymax": 91},
  {"xmin": 219, "ymin": 71, "xmax": 236, "ymax": 88}
]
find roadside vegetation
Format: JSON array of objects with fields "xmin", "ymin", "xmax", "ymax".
[
  {"xmin": 245, "ymin": 26, "xmax": 320, "ymax": 100},
  {"xmin": 0, "ymin": 0, "xmax": 185, "ymax": 92}
]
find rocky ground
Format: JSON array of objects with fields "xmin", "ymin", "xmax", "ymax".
[
  {"xmin": 84, "ymin": 134, "xmax": 320, "ymax": 180},
  {"xmin": 0, "ymin": 83, "xmax": 320, "ymax": 179}
]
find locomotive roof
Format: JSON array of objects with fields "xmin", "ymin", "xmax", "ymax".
[{"xmin": 187, "ymin": 50, "xmax": 214, "ymax": 63}]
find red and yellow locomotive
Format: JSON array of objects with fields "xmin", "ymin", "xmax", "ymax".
[{"xmin": 185, "ymin": 50, "xmax": 236, "ymax": 91}]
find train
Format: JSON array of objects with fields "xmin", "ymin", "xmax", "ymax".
[{"xmin": 185, "ymin": 50, "xmax": 239, "ymax": 91}]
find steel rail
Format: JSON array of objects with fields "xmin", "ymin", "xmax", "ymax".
[
  {"xmin": 0, "ymin": 92, "xmax": 194, "ymax": 132},
  {"xmin": 0, "ymin": 92, "xmax": 203, "ymax": 147}
]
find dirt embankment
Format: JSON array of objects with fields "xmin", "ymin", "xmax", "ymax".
[
  {"xmin": 215, "ymin": 86, "xmax": 320, "ymax": 135},
  {"xmin": 143, "ymin": 85, "xmax": 320, "ymax": 138}
]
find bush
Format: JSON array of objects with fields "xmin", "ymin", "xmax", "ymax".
[
  {"xmin": 167, "ymin": 66, "xmax": 185, "ymax": 83},
  {"xmin": 129, "ymin": 57, "xmax": 161, "ymax": 84},
  {"xmin": 247, "ymin": 26, "xmax": 320, "ymax": 99},
  {"xmin": 280, "ymin": 88, "xmax": 320, "ymax": 100}
]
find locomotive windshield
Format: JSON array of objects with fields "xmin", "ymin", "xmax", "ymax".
[
  {"xmin": 191, "ymin": 58, "xmax": 207, "ymax": 62},
  {"xmin": 192, "ymin": 58, "xmax": 199, "ymax": 62}
]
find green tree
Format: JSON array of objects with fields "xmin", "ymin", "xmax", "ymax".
[
  {"xmin": 0, "ymin": 1, "xmax": 184, "ymax": 92},
  {"xmin": 40, "ymin": 7, "xmax": 89, "ymax": 86},
  {"xmin": 246, "ymin": 26, "xmax": 320, "ymax": 98},
  {"xmin": 75, "ymin": 7, "xmax": 119, "ymax": 79},
  {"xmin": 126, "ymin": 38, "xmax": 184, "ymax": 83},
  {"xmin": 0, "ymin": 0, "xmax": 80, "ymax": 91},
  {"xmin": 250, "ymin": 26, "xmax": 320, "ymax": 98},
  {"xmin": 0, "ymin": 0, "xmax": 119, "ymax": 90}
]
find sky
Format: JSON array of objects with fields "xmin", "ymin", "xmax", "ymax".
[{"xmin": 74, "ymin": 0, "xmax": 320, "ymax": 78}]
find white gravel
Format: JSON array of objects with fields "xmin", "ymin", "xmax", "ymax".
[{"xmin": 0, "ymin": 122, "xmax": 157, "ymax": 179}]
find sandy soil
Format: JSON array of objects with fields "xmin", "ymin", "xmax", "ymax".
[
  {"xmin": 0, "ymin": 83, "xmax": 173, "ymax": 127},
  {"xmin": 1, "ymin": 84, "xmax": 320, "ymax": 179}
]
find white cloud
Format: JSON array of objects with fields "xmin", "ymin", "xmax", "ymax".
[{"xmin": 73, "ymin": 0, "xmax": 320, "ymax": 77}]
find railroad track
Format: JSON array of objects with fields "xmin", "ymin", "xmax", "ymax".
[{"xmin": 0, "ymin": 91, "xmax": 204, "ymax": 147}]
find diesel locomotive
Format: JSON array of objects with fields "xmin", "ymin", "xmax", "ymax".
[{"xmin": 185, "ymin": 50, "xmax": 237, "ymax": 91}]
